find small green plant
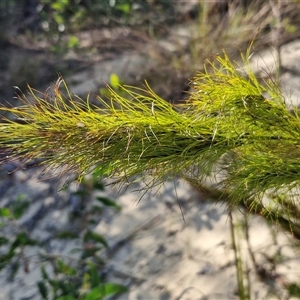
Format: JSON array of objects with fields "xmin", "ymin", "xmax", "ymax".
[
  {"xmin": 0, "ymin": 175, "xmax": 126, "ymax": 299},
  {"xmin": 36, "ymin": 176, "xmax": 127, "ymax": 300},
  {"xmin": 0, "ymin": 195, "xmax": 38, "ymax": 278},
  {"xmin": 37, "ymin": 255, "xmax": 127, "ymax": 300},
  {"xmin": 286, "ymin": 283, "xmax": 300, "ymax": 298}
]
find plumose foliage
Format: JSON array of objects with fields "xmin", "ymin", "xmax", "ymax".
[{"xmin": 1, "ymin": 49, "xmax": 300, "ymax": 223}]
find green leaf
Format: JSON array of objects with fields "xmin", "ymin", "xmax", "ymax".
[
  {"xmin": 83, "ymin": 230, "xmax": 108, "ymax": 248},
  {"xmin": 115, "ymin": 3, "xmax": 131, "ymax": 14},
  {"xmin": 55, "ymin": 259, "xmax": 74, "ymax": 275},
  {"xmin": 68, "ymin": 36, "xmax": 79, "ymax": 49},
  {"xmin": 48, "ymin": 278, "xmax": 59, "ymax": 295},
  {"xmin": 87, "ymin": 261, "xmax": 100, "ymax": 288},
  {"xmin": 83, "ymin": 283, "xmax": 128, "ymax": 299},
  {"xmin": 55, "ymin": 231, "xmax": 78, "ymax": 239},
  {"xmin": 58, "ymin": 280, "xmax": 77, "ymax": 297},
  {"xmin": 37, "ymin": 281, "xmax": 48, "ymax": 300},
  {"xmin": 12, "ymin": 198, "xmax": 30, "ymax": 219},
  {"xmin": 0, "ymin": 252, "xmax": 15, "ymax": 270},
  {"xmin": 286, "ymin": 283, "xmax": 300, "ymax": 297},
  {"xmin": 55, "ymin": 259, "xmax": 76, "ymax": 275},
  {"xmin": 51, "ymin": 0, "xmax": 69, "ymax": 12},
  {"xmin": 83, "ymin": 287, "xmax": 103, "ymax": 300},
  {"xmin": 53, "ymin": 13, "xmax": 64, "ymax": 25},
  {"xmin": 101, "ymin": 283, "xmax": 128, "ymax": 296},
  {"xmin": 0, "ymin": 236, "xmax": 9, "ymax": 246},
  {"xmin": 41, "ymin": 265, "xmax": 49, "ymax": 280},
  {"xmin": 0, "ymin": 207, "xmax": 11, "ymax": 218},
  {"xmin": 96, "ymin": 197, "xmax": 121, "ymax": 210},
  {"xmin": 10, "ymin": 232, "xmax": 39, "ymax": 252},
  {"xmin": 81, "ymin": 246, "xmax": 101, "ymax": 259},
  {"xmin": 93, "ymin": 164, "xmax": 114, "ymax": 177},
  {"xmin": 109, "ymin": 73, "xmax": 119, "ymax": 90}
]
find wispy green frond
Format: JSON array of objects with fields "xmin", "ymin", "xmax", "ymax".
[{"xmin": 1, "ymin": 51, "xmax": 300, "ymax": 212}]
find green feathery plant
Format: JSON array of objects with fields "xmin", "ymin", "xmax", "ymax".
[{"xmin": 1, "ymin": 48, "xmax": 300, "ymax": 225}]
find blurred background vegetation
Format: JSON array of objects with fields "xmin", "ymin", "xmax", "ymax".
[{"xmin": 1, "ymin": 0, "xmax": 300, "ymax": 106}]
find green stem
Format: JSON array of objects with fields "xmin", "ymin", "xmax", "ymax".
[{"xmin": 229, "ymin": 210, "xmax": 249, "ymax": 300}]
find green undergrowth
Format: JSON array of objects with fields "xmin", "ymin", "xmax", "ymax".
[
  {"xmin": 0, "ymin": 174, "xmax": 127, "ymax": 299},
  {"xmin": 1, "ymin": 48, "xmax": 300, "ymax": 229}
]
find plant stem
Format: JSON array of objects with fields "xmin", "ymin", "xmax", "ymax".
[{"xmin": 229, "ymin": 210, "xmax": 250, "ymax": 300}]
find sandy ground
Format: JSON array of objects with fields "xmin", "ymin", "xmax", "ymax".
[
  {"xmin": 95, "ymin": 179, "xmax": 300, "ymax": 300},
  {"xmin": 0, "ymin": 171, "xmax": 298, "ymax": 300}
]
